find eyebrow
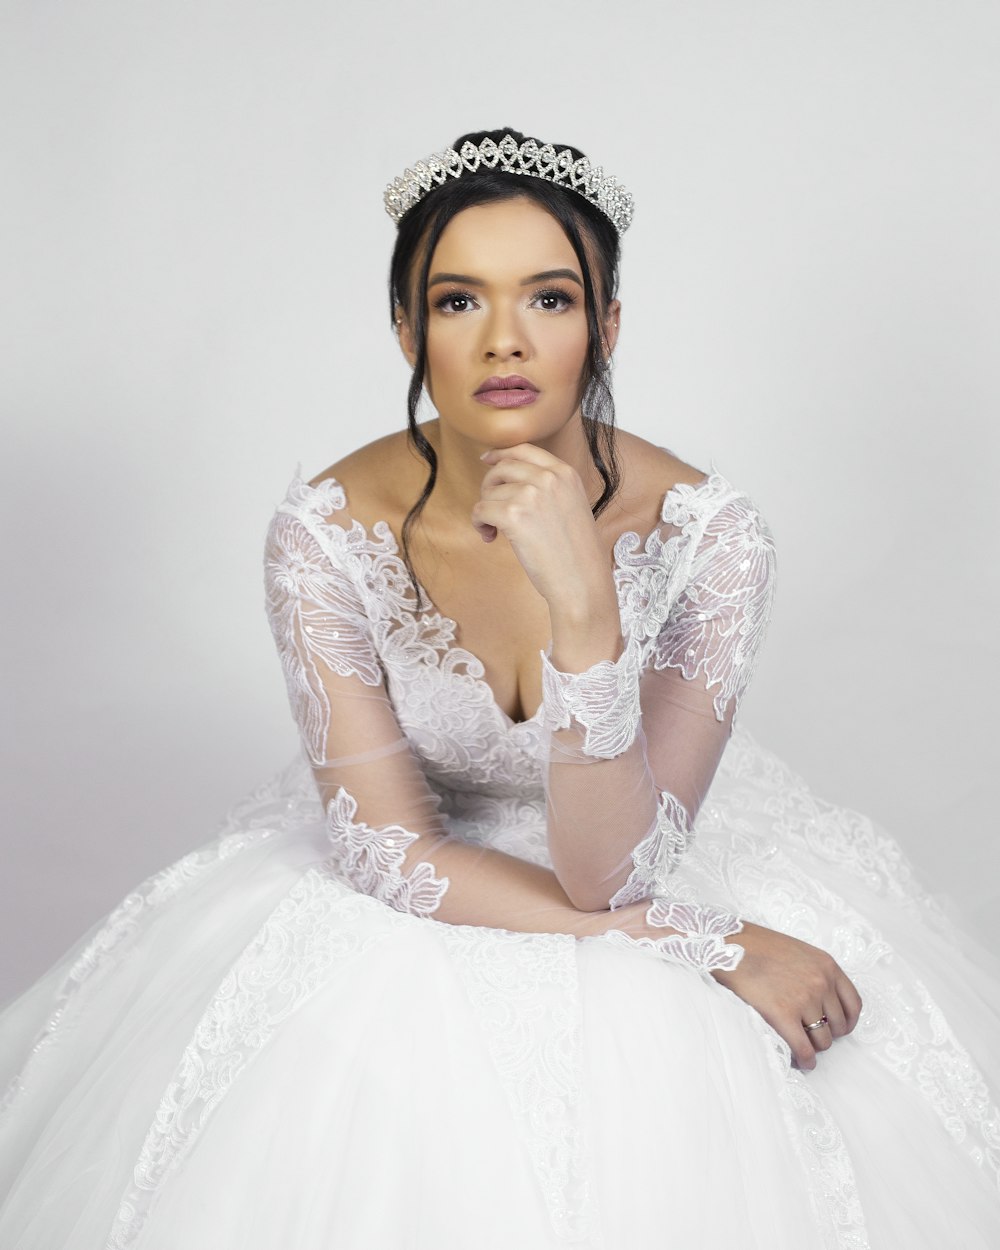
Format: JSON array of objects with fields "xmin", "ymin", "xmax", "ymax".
[{"xmin": 427, "ymin": 268, "xmax": 584, "ymax": 289}]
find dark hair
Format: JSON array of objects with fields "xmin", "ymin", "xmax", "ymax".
[{"xmin": 388, "ymin": 127, "xmax": 623, "ymax": 606}]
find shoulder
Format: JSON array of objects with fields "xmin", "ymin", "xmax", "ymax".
[
  {"xmin": 613, "ymin": 430, "xmax": 776, "ymax": 592},
  {"xmin": 265, "ymin": 430, "xmax": 412, "ymax": 576},
  {"xmin": 608, "ymin": 432, "xmax": 707, "ymax": 539},
  {"xmin": 610, "ymin": 431, "xmax": 772, "ymax": 545},
  {"xmin": 307, "ymin": 429, "xmax": 425, "ymax": 531}
]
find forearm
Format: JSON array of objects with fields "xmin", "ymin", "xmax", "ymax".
[
  {"xmin": 322, "ymin": 768, "xmax": 744, "ymax": 974},
  {"xmin": 542, "ymin": 603, "xmax": 679, "ymax": 910},
  {"xmin": 405, "ymin": 833, "xmax": 649, "ymax": 938},
  {"xmin": 545, "ymin": 736, "xmax": 663, "ymax": 910},
  {"xmin": 409, "ymin": 834, "xmax": 746, "ymax": 977}
]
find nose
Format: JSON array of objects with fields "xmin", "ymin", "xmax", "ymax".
[{"xmin": 481, "ymin": 302, "xmax": 529, "ymax": 362}]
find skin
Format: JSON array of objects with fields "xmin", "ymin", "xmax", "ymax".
[{"xmin": 316, "ymin": 195, "xmax": 862, "ymax": 1071}]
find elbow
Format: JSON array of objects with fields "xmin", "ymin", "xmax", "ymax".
[{"xmin": 558, "ymin": 874, "xmax": 618, "ymax": 914}]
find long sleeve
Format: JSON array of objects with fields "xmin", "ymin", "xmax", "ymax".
[
  {"xmin": 263, "ymin": 497, "xmax": 615, "ymax": 939},
  {"xmin": 262, "ymin": 476, "xmax": 758, "ymax": 978},
  {"xmin": 539, "ymin": 487, "xmax": 777, "ymax": 913}
]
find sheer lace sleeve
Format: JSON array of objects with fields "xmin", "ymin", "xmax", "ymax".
[
  {"xmin": 262, "ymin": 476, "xmax": 748, "ymax": 977},
  {"xmin": 540, "ymin": 487, "xmax": 777, "ymax": 914}
]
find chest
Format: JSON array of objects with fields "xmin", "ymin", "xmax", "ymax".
[{"xmin": 411, "ymin": 539, "xmax": 554, "ymax": 724}]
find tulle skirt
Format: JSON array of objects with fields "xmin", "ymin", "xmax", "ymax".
[{"xmin": 1, "ymin": 727, "xmax": 998, "ymax": 1248}]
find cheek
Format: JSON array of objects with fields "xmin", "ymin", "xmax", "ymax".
[
  {"xmin": 423, "ymin": 329, "xmax": 460, "ymax": 392},
  {"xmin": 546, "ymin": 319, "xmax": 590, "ymax": 382}
]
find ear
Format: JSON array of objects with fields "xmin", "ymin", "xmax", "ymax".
[
  {"xmin": 395, "ymin": 305, "xmax": 418, "ymax": 367},
  {"xmin": 602, "ymin": 299, "xmax": 621, "ymax": 360}
]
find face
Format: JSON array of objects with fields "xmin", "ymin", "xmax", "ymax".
[{"xmin": 398, "ymin": 196, "xmax": 619, "ymax": 451}]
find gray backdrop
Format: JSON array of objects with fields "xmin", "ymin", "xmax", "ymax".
[{"xmin": 2, "ymin": 0, "xmax": 997, "ymax": 1004}]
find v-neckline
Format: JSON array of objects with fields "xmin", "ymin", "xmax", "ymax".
[{"xmin": 300, "ymin": 465, "xmax": 718, "ymax": 731}]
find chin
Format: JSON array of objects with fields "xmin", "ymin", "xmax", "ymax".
[{"xmin": 456, "ymin": 405, "xmax": 579, "ymax": 449}]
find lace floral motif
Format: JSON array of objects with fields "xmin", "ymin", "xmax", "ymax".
[
  {"xmin": 675, "ymin": 725, "xmax": 1000, "ymax": 1192},
  {"xmin": 106, "ymin": 867, "xmax": 397, "ymax": 1249},
  {"xmin": 600, "ymin": 898, "xmax": 745, "ymax": 976},
  {"xmin": 607, "ymin": 790, "xmax": 695, "ymax": 910},
  {"xmin": 267, "ymin": 480, "xmax": 540, "ymax": 794},
  {"xmin": 722, "ymin": 730, "xmax": 960, "ymax": 942},
  {"xmin": 265, "ymin": 468, "xmax": 777, "ymax": 944},
  {"xmin": 325, "ymin": 786, "xmax": 449, "ymax": 917},
  {"xmin": 0, "ymin": 759, "xmax": 321, "ymax": 1116},
  {"xmin": 435, "ymin": 924, "xmax": 599, "ymax": 1244},
  {"xmin": 265, "ymin": 503, "xmax": 384, "ymax": 766},
  {"xmin": 736, "ymin": 1004, "xmax": 871, "ymax": 1248},
  {"xmin": 540, "ymin": 636, "xmax": 643, "ymax": 758},
  {"xmin": 614, "ymin": 480, "xmax": 777, "ymax": 725}
]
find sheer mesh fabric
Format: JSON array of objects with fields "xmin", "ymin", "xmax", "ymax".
[{"xmin": 263, "ymin": 469, "xmax": 777, "ymax": 971}]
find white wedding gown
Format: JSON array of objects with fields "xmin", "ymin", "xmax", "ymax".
[{"xmin": 1, "ymin": 465, "xmax": 998, "ymax": 1248}]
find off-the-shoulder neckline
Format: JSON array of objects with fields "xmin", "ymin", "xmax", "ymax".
[
  {"xmin": 282, "ymin": 462, "xmax": 744, "ymax": 729},
  {"xmin": 293, "ymin": 461, "xmax": 737, "ymax": 533}
]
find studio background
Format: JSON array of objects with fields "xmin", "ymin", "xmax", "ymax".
[{"xmin": 2, "ymin": 0, "xmax": 997, "ymax": 1004}]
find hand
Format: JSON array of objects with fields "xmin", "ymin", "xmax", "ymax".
[
  {"xmin": 474, "ymin": 444, "xmax": 616, "ymax": 623},
  {"xmin": 711, "ymin": 922, "xmax": 863, "ymax": 1071}
]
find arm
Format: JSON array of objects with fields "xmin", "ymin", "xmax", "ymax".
[
  {"xmin": 540, "ymin": 491, "xmax": 776, "ymax": 911},
  {"xmin": 469, "ymin": 450, "xmax": 862, "ymax": 1067},
  {"xmin": 263, "ymin": 500, "xmax": 740, "ymax": 968}
]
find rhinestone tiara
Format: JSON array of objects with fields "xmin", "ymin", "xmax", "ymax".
[{"xmin": 383, "ymin": 133, "xmax": 635, "ymax": 236}]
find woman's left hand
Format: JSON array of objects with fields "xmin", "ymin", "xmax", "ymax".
[{"xmin": 474, "ymin": 444, "xmax": 619, "ymax": 635}]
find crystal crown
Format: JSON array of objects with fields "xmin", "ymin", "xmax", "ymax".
[{"xmin": 384, "ymin": 134, "xmax": 634, "ymax": 236}]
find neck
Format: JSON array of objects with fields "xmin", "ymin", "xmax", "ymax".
[{"xmin": 420, "ymin": 413, "xmax": 607, "ymax": 524}]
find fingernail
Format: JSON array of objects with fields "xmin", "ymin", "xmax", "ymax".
[{"xmin": 479, "ymin": 450, "xmax": 492, "ymax": 461}]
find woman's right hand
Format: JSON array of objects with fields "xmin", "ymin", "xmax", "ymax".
[{"xmin": 710, "ymin": 921, "xmax": 863, "ymax": 1071}]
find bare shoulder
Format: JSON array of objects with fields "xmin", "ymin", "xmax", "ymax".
[
  {"xmin": 308, "ymin": 429, "xmax": 425, "ymax": 528},
  {"xmin": 611, "ymin": 430, "xmax": 707, "ymax": 532},
  {"xmin": 618, "ymin": 430, "xmax": 706, "ymax": 490}
]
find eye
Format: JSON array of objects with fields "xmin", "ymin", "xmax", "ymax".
[
  {"xmin": 434, "ymin": 291, "xmax": 479, "ymax": 314},
  {"xmin": 530, "ymin": 288, "xmax": 577, "ymax": 313}
]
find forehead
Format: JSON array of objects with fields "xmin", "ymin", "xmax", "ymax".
[{"xmin": 429, "ymin": 197, "xmax": 579, "ymax": 275}]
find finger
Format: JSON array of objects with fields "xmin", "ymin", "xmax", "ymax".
[
  {"xmin": 821, "ymin": 994, "xmax": 849, "ymax": 1040},
  {"xmin": 477, "ymin": 480, "xmax": 538, "ymax": 508},
  {"xmin": 471, "ymin": 495, "xmax": 519, "ymax": 536},
  {"xmin": 790, "ymin": 1035, "xmax": 817, "ymax": 1071},
  {"xmin": 481, "ymin": 459, "xmax": 552, "ymax": 493},
  {"xmin": 836, "ymin": 973, "xmax": 863, "ymax": 1033},
  {"xmin": 772, "ymin": 1015, "xmax": 817, "ymax": 1071},
  {"xmin": 802, "ymin": 1011, "xmax": 834, "ymax": 1053},
  {"xmin": 480, "ymin": 443, "xmax": 568, "ymax": 471}
]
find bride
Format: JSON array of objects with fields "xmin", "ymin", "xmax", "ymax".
[{"xmin": 1, "ymin": 127, "xmax": 998, "ymax": 1248}]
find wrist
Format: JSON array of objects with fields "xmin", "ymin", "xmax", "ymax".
[
  {"xmin": 590, "ymin": 897, "xmax": 747, "ymax": 976},
  {"xmin": 547, "ymin": 589, "xmax": 623, "ymax": 673}
]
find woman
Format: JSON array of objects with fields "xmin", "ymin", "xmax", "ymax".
[{"xmin": 1, "ymin": 128, "xmax": 998, "ymax": 1247}]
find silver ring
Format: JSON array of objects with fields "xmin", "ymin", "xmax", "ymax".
[{"xmin": 804, "ymin": 1014, "xmax": 830, "ymax": 1032}]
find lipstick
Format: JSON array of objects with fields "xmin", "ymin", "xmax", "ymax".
[{"xmin": 474, "ymin": 375, "xmax": 539, "ymax": 409}]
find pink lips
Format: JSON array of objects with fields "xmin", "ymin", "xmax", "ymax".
[{"xmin": 474, "ymin": 375, "xmax": 540, "ymax": 409}]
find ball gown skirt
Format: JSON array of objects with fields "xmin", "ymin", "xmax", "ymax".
[{"xmin": 0, "ymin": 724, "xmax": 998, "ymax": 1249}]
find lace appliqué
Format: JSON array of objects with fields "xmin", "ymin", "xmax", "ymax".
[
  {"xmin": 269, "ymin": 477, "xmax": 542, "ymax": 793},
  {"xmin": 539, "ymin": 636, "xmax": 642, "ymax": 758},
  {"xmin": 614, "ymin": 480, "xmax": 776, "ymax": 725},
  {"xmin": 600, "ymin": 898, "xmax": 745, "ymax": 976},
  {"xmin": 106, "ymin": 867, "xmax": 398, "ymax": 1249},
  {"xmin": 435, "ymin": 924, "xmax": 599, "ymax": 1245},
  {"xmin": 265, "ymin": 501, "xmax": 384, "ymax": 766},
  {"xmin": 677, "ymin": 728, "xmax": 1000, "ymax": 1192},
  {"xmin": 607, "ymin": 790, "xmax": 694, "ymax": 910},
  {"xmin": 325, "ymin": 786, "xmax": 449, "ymax": 917},
  {"xmin": 0, "ymin": 759, "xmax": 322, "ymax": 1116},
  {"xmin": 652, "ymin": 494, "xmax": 776, "ymax": 723}
]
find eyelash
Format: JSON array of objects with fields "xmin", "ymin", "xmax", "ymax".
[{"xmin": 432, "ymin": 287, "xmax": 579, "ymax": 315}]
